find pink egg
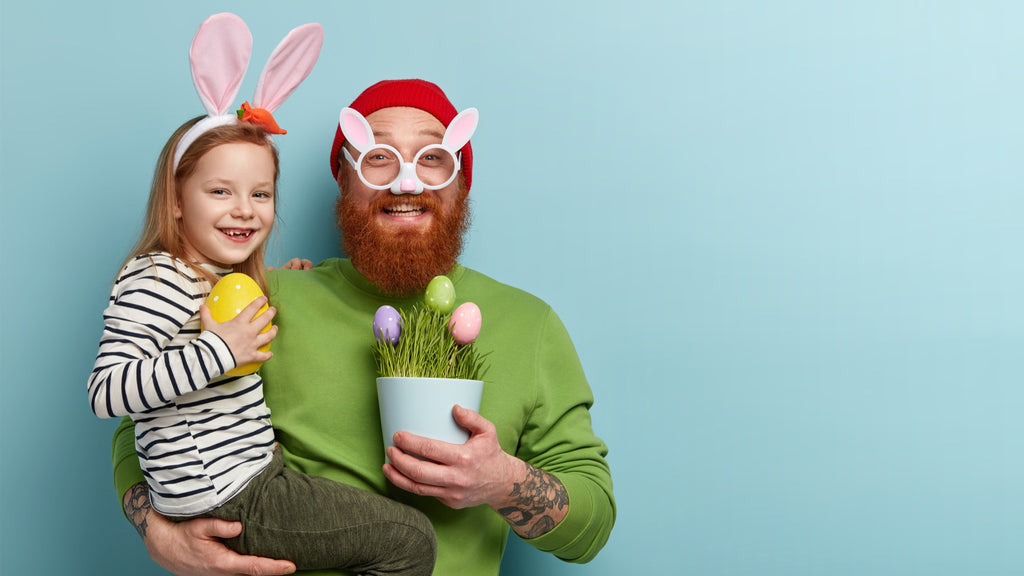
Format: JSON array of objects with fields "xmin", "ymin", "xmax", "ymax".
[{"xmin": 448, "ymin": 302, "xmax": 482, "ymax": 345}]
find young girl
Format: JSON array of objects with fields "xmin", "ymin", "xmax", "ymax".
[{"xmin": 87, "ymin": 14, "xmax": 436, "ymax": 575}]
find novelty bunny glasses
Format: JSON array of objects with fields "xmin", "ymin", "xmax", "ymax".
[
  {"xmin": 339, "ymin": 106, "xmax": 478, "ymax": 195},
  {"xmin": 342, "ymin": 145, "xmax": 461, "ymax": 193}
]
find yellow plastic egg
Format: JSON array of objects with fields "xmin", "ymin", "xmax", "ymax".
[{"xmin": 204, "ymin": 273, "xmax": 271, "ymax": 377}]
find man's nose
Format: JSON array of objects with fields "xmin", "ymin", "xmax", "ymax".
[{"xmin": 390, "ymin": 162, "xmax": 423, "ymax": 195}]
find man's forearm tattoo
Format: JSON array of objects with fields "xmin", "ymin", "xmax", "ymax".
[
  {"xmin": 498, "ymin": 464, "xmax": 568, "ymax": 538},
  {"xmin": 125, "ymin": 483, "xmax": 153, "ymax": 539}
]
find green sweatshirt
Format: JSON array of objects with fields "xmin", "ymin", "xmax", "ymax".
[{"xmin": 113, "ymin": 258, "xmax": 615, "ymax": 575}]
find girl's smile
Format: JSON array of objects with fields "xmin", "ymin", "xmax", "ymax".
[{"xmin": 220, "ymin": 227, "xmax": 258, "ymax": 240}]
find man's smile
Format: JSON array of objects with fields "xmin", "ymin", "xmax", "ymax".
[{"xmin": 383, "ymin": 202, "xmax": 427, "ymax": 217}]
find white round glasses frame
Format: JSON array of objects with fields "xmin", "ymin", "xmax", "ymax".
[{"xmin": 342, "ymin": 144, "xmax": 462, "ymax": 193}]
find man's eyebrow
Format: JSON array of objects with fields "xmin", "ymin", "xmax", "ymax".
[{"xmin": 372, "ymin": 128, "xmax": 446, "ymax": 139}]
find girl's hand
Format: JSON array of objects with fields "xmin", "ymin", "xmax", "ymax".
[{"xmin": 199, "ymin": 297, "xmax": 277, "ymax": 369}]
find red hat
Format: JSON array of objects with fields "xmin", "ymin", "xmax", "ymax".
[{"xmin": 330, "ymin": 79, "xmax": 474, "ymax": 191}]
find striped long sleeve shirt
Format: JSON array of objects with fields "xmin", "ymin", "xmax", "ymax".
[{"xmin": 88, "ymin": 253, "xmax": 274, "ymax": 516}]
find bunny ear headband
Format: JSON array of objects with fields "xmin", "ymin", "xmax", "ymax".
[{"xmin": 173, "ymin": 13, "xmax": 323, "ymax": 171}]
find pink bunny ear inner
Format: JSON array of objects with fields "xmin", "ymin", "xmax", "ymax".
[
  {"xmin": 190, "ymin": 13, "xmax": 252, "ymax": 116},
  {"xmin": 340, "ymin": 108, "xmax": 375, "ymax": 152},
  {"xmin": 442, "ymin": 108, "xmax": 479, "ymax": 150},
  {"xmin": 252, "ymin": 23, "xmax": 324, "ymax": 112}
]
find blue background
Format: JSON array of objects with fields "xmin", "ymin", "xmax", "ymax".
[{"xmin": 2, "ymin": 1, "xmax": 1022, "ymax": 574}]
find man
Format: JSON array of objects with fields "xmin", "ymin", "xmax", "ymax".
[{"xmin": 112, "ymin": 79, "xmax": 615, "ymax": 575}]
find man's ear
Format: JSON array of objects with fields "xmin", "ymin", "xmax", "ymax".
[{"xmin": 336, "ymin": 169, "xmax": 346, "ymax": 196}]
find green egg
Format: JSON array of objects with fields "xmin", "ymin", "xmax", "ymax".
[{"xmin": 424, "ymin": 275, "xmax": 456, "ymax": 313}]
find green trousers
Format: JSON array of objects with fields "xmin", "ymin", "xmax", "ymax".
[{"xmin": 192, "ymin": 449, "xmax": 436, "ymax": 574}]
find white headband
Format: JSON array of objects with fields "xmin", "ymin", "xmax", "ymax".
[{"xmin": 172, "ymin": 13, "xmax": 323, "ymax": 171}]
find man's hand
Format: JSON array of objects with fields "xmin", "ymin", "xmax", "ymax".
[
  {"xmin": 382, "ymin": 405, "xmax": 569, "ymax": 539},
  {"xmin": 267, "ymin": 258, "xmax": 313, "ymax": 271},
  {"xmin": 124, "ymin": 483, "xmax": 296, "ymax": 576}
]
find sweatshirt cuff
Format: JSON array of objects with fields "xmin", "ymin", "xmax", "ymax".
[
  {"xmin": 112, "ymin": 418, "xmax": 146, "ymax": 519},
  {"xmin": 522, "ymin": 473, "xmax": 612, "ymax": 563}
]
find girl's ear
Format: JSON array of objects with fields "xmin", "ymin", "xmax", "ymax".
[
  {"xmin": 340, "ymin": 107, "xmax": 375, "ymax": 153},
  {"xmin": 171, "ymin": 190, "xmax": 183, "ymax": 219},
  {"xmin": 442, "ymin": 108, "xmax": 479, "ymax": 150}
]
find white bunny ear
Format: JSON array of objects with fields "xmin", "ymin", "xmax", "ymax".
[
  {"xmin": 189, "ymin": 13, "xmax": 252, "ymax": 116},
  {"xmin": 442, "ymin": 108, "xmax": 479, "ymax": 150},
  {"xmin": 340, "ymin": 107, "xmax": 375, "ymax": 152},
  {"xmin": 252, "ymin": 23, "xmax": 323, "ymax": 113}
]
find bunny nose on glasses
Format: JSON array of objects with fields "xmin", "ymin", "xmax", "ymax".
[{"xmin": 342, "ymin": 144, "xmax": 461, "ymax": 195}]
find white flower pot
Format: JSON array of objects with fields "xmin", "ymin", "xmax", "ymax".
[{"xmin": 376, "ymin": 377, "xmax": 484, "ymax": 454}]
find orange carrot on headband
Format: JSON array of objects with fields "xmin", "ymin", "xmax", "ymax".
[{"xmin": 238, "ymin": 102, "xmax": 286, "ymax": 134}]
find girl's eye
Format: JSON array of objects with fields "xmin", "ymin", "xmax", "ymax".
[
  {"xmin": 254, "ymin": 191, "xmax": 273, "ymax": 199},
  {"xmin": 211, "ymin": 188, "xmax": 229, "ymax": 195}
]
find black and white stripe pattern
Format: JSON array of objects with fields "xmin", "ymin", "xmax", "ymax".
[{"xmin": 88, "ymin": 253, "xmax": 274, "ymax": 515}]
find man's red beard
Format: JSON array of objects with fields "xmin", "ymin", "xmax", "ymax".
[{"xmin": 336, "ymin": 182, "xmax": 471, "ymax": 296}]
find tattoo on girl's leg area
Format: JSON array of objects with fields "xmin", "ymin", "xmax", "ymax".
[
  {"xmin": 498, "ymin": 465, "xmax": 568, "ymax": 539},
  {"xmin": 125, "ymin": 484, "xmax": 153, "ymax": 538}
]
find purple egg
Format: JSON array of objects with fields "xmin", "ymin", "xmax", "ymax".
[{"xmin": 373, "ymin": 305, "xmax": 402, "ymax": 344}]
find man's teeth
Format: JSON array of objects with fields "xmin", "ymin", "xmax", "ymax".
[{"xmin": 385, "ymin": 204, "xmax": 425, "ymax": 215}]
